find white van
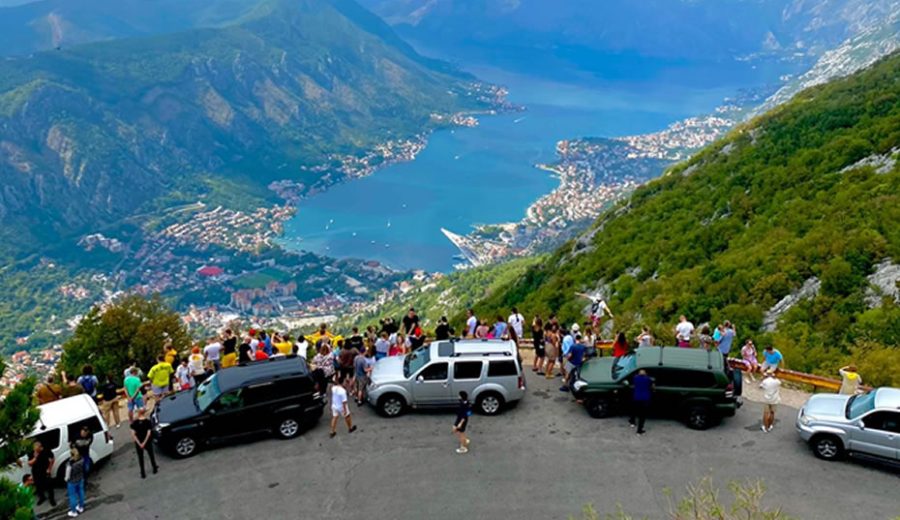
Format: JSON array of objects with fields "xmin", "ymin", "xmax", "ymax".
[{"xmin": 5, "ymin": 394, "xmax": 115, "ymax": 484}]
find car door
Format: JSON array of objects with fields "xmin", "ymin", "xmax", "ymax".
[
  {"xmin": 412, "ymin": 361, "xmax": 451, "ymax": 407},
  {"xmin": 850, "ymin": 411, "xmax": 900, "ymax": 460},
  {"xmin": 206, "ymin": 388, "xmax": 248, "ymax": 439},
  {"xmin": 451, "ymin": 360, "xmax": 484, "ymax": 400}
]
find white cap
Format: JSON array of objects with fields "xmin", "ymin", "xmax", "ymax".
[{"xmin": 571, "ymin": 323, "xmax": 580, "ymax": 332}]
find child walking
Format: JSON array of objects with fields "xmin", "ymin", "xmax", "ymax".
[{"xmin": 452, "ymin": 391, "xmax": 472, "ymax": 454}]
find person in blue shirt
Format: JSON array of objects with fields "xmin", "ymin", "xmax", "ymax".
[
  {"xmin": 760, "ymin": 344, "xmax": 783, "ymax": 373},
  {"xmin": 629, "ymin": 370, "xmax": 653, "ymax": 435},
  {"xmin": 492, "ymin": 316, "xmax": 508, "ymax": 339},
  {"xmin": 560, "ymin": 335, "xmax": 587, "ymax": 392},
  {"xmin": 715, "ymin": 321, "xmax": 736, "ymax": 363}
]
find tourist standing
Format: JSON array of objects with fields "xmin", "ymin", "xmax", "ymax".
[
  {"xmin": 402, "ymin": 308, "xmax": 419, "ymax": 335},
  {"xmin": 838, "ymin": 365, "xmax": 863, "ymax": 395},
  {"xmin": 475, "ymin": 320, "xmax": 490, "ymax": 339},
  {"xmin": 452, "ymin": 391, "xmax": 472, "ymax": 454},
  {"xmin": 71, "ymin": 425, "xmax": 93, "ymax": 480},
  {"xmin": 189, "ymin": 347, "xmax": 207, "ymax": 384},
  {"xmin": 295, "ymin": 335, "xmax": 310, "ymax": 360},
  {"xmin": 312, "ymin": 345, "xmax": 336, "ymax": 380},
  {"xmin": 353, "ymin": 347, "xmax": 369, "ymax": 405},
  {"xmin": 559, "ymin": 326, "xmax": 576, "ymax": 381},
  {"xmin": 612, "ymin": 331, "xmax": 629, "ymax": 358},
  {"xmin": 698, "ymin": 325, "xmax": 714, "ymax": 351},
  {"xmin": 675, "ymin": 315, "xmax": 694, "ymax": 347},
  {"xmin": 629, "ymin": 369, "xmax": 652, "ymax": 435},
  {"xmin": 508, "ymin": 308, "xmax": 525, "ymax": 340},
  {"xmin": 64, "ymin": 447, "xmax": 85, "ymax": 517},
  {"xmin": 435, "ymin": 316, "xmax": 453, "ymax": 340},
  {"xmin": 532, "ymin": 316, "xmax": 545, "ymax": 374},
  {"xmin": 329, "ymin": 374, "xmax": 357, "ymax": 438},
  {"xmin": 98, "ymin": 374, "xmax": 122, "ymax": 428},
  {"xmin": 35, "ymin": 374, "xmax": 64, "ymax": 405},
  {"xmin": 493, "ymin": 316, "xmax": 508, "ymax": 340},
  {"xmin": 741, "ymin": 340, "xmax": 759, "ymax": 382},
  {"xmin": 561, "ymin": 334, "xmax": 586, "ymax": 392},
  {"xmin": 465, "ymin": 309, "xmax": 478, "ymax": 338},
  {"xmin": 389, "ymin": 334, "xmax": 406, "ymax": 357},
  {"xmin": 76, "ymin": 365, "xmax": 99, "ymax": 402},
  {"xmin": 761, "ymin": 369, "xmax": 781, "ymax": 432},
  {"xmin": 221, "ymin": 329, "xmax": 238, "ymax": 368},
  {"xmin": 374, "ymin": 331, "xmax": 390, "ymax": 361},
  {"xmin": 716, "ymin": 321, "xmax": 736, "ymax": 363},
  {"xmin": 175, "ymin": 358, "xmax": 194, "ymax": 391},
  {"xmin": 203, "ymin": 336, "xmax": 223, "ymax": 371},
  {"xmin": 147, "ymin": 355, "xmax": 174, "ymax": 404},
  {"xmin": 28, "ymin": 441, "xmax": 55, "ymax": 506},
  {"xmin": 123, "ymin": 368, "xmax": 145, "ymax": 422},
  {"xmin": 238, "ymin": 337, "xmax": 253, "ymax": 364},
  {"xmin": 544, "ymin": 323, "xmax": 560, "ymax": 380},
  {"xmin": 131, "ymin": 408, "xmax": 158, "ymax": 478},
  {"xmin": 635, "ymin": 326, "xmax": 653, "ymax": 348}
]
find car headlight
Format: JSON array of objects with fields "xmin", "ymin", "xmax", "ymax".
[
  {"xmin": 799, "ymin": 415, "xmax": 814, "ymax": 426},
  {"xmin": 154, "ymin": 422, "xmax": 170, "ymax": 431},
  {"xmin": 572, "ymin": 379, "xmax": 588, "ymax": 392},
  {"xmin": 368, "ymin": 382, "xmax": 379, "ymax": 391}
]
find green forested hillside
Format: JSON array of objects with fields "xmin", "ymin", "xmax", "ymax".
[
  {"xmin": 460, "ymin": 53, "xmax": 900, "ymax": 385},
  {"xmin": 0, "ymin": 0, "xmax": 487, "ymax": 252}
]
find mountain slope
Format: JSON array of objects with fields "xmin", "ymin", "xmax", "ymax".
[
  {"xmin": 0, "ymin": 0, "xmax": 488, "ymax": 251},
  {"xmin": 456, "ymin": 52, "xmax": 900, "ymax": 384}
]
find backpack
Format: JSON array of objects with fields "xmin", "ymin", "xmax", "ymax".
[{"xmin": 78, "ymin": 375, "xmax": 97, "ymax": 396}]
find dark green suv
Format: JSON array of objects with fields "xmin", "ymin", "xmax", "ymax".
[{"xmin": 570, "ymin": 347, "xmax": 741, "ymax": 430}]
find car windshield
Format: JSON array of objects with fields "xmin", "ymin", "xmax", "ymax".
[
  {"xmin": 846, "ymin": 390, "xmax": 876, "ymax": 419},
  {"xmin": 611, "ymin": 353, "xmax": 637, "ymax": 381},
  {"xmin": 195, "ymin": 375, "xmax": 221, "ymax": 411},
  {"xmin": 403, "ymin": 346, "xmax": 431, "ymax": 378}
]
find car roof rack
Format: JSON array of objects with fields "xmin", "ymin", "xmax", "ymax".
[
  {"xmin": 658, "ymin": 345, "xmax": 665, "ymax": 366},
  {"xmin": 706, "ymin": 349, "xmax": 713, "ymax": 370}
]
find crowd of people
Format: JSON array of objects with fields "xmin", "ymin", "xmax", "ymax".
[{"xmin": 24, "ymin": 299, "xmax": 869, "ymax": 514}]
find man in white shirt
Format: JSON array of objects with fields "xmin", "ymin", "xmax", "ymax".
[
  {"xmin": 295, "ymin": 337, "xmax": 309, "ymax": 360},
  {"xmin": 674, "ymin": 315, "xmax": 694, "ymax": 348},
  {"xmin": 465, "ymin": 309, "xmax": 478, "ymax": 338},
  {"xmin": 508, "ymin": 307, "xmax": 525, "ymax": 339},
  {"xmin": 329, "ymin": 373, "xmax": 357, "ymax": 438},
  {"xmin": 760, "ymin": 369, "xmax": 781, "ymax": 432},
  {"xmin": 203, "ymin": 338, "xmax": 223, "ymax": 371}
]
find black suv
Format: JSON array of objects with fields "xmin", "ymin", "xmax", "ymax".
[
  {"xmin": 153, "ymin": 356, "xmax": 325, "ymax": 457},
  {"xmin": 570, "ymin": 347, "xmax": 742, "ymax": 430}
]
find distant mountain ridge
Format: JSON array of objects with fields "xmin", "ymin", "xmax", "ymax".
[{"xmin": 0, "ymin": 0, "xmax": 488, "ymax": 250}]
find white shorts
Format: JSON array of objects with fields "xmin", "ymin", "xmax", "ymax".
[{"xmin": 331, "ymin": 407, "xmax": 349, "ymax": 418}]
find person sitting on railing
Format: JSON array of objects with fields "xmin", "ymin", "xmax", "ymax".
[{"xmin": 838, "ymin": 365, "xmax": 863, "ymax": 395}]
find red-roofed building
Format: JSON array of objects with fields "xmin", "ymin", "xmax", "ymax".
[{"xmin": 197, "ymin": 265, "xmax": 224, "ymax": 278}]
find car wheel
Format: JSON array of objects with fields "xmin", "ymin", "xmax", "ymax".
[
  {"xmin": 586, "ymin": 397, "xmax": 612, "ymax": 419},
  {"xmin": 686, "ymin": 405, "xmax": 712, "ymax": 430},
  {"xmin": 477, "ymin": 392, "xmax": 504, "ymax": 416},
  {"xmin": 275, "ymin": 417, "xmax": 301, "ymax": 439},
  {"xmin": 811, "ymin": 434, "xmax": 845, "ymax": 461},
  {"xmin": 377, "ymin": 394, "xmax": 406, "ymax": 418},
  {"xmin": 172, "ymin": 435, "xmax": 199, "ymax": 458}
]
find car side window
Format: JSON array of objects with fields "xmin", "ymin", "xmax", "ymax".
[
  {"xmin": 216, "ymin": 389, "xmax": 244, "ymax": 411},
  {"xmin": 242, "ymin": 383, "xmax": 279, "ymax": 406},
  {"xmin": 652, "ymin": 369, "xmax": 716, "ymax": 388},
  {"xmin": 487, "ymin": 360, "xmax": 518, "ymax": 377},
  {"xmin": 31, "ymin": 428, "xmax": 61, "ymax": 451},
  {"xmin": 67, "ymin": 416, "xmax": 103, "ymax": 440},
  {"xmin": 453, "ymin": 361, "xmax": 483, "ymax": 380},
  {"xmin": 862, "ymin": 411, "xmax": 900, "ymax": 434},
  {"xmin": 420, "ymin": 362, "xmax": 448, "ymax": 381}
]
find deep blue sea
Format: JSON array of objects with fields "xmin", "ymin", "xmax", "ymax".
[{"xmin": 280, "ymin": 61, "xmax": 792, "ymax": 272}]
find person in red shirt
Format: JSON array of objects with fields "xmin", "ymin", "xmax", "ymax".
[
  {"xmin": 254, "ymin": 349, "xmax": 269, "ymax": 361},
  {"xmin": 612, "ymin": 331, "xmax": 629, "ymax": 358}
]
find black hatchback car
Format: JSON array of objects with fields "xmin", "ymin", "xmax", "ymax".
[{"xmin": 153, "ymin": 356, "xmax": 325, "ymax": 458}]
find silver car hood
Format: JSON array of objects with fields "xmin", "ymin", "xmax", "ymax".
[
  {"xmin": 803, "ymin": 394, "xmax": 850, "ymax": 420},
  {"xmin": 371, "ymin": 356, "xmax": 405, "ymax": 384}
]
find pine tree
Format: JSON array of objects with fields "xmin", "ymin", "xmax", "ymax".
[{"xmin": 0, "ymin": 358, "xmax": 40, "ymax": 520}]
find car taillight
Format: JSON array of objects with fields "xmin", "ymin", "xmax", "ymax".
[
  {"xmin": 518, "ymin": 375, "xmax": 525, "ymax": 390},
  {"xmin": 725, "ymin": 382, "xmax": 734, "ymax": 398}
]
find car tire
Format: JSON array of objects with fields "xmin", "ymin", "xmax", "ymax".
[
  {"xmin": 476, "ymin": 392, "xmax": 505, "ymax": 416},
  {"xmin": 171, "ymin": 435, "xmax": 200, "ymax": 458},
  {"xmin": 811, "ymin": 434, "xmax": 845, "ymax": 461},
  {"xmin": 275, "ymin": 416, "xmax": 302, "ymax": 439},
  {"xmin": 377, "ymin": 394, "xmax": 406, "ymax": 418},
  {"xmin": 586, "ymin": 397, "xmax": 612, "ymax": 419},
  {"xmin": 686, "ymin": 405, "xmax": 713, "ymax": 430}
]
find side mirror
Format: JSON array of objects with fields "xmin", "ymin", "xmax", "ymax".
[
  {"xmin": 208, "ymin": 407, "xmax": 217, "ymax": 415},
  {"xmin": 416, "ymin": 376, "xmax": 424, "ymax": 383},
  {"xmin": 858, "ymin": 421, "xmax": 865, "ymax": 430}
]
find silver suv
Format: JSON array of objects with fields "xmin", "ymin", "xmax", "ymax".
[
  {"xmin": 367, "ymin": 339, "xmax": 525, "ymax": 417},
  {"xmin": 796, "ymin": 387, "xmax": 900, "ymax": 462}
]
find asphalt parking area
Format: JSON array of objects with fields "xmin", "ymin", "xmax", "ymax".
[{"xmin": 35, "ymin": 371, "xmax": 900, "ymax": 520}]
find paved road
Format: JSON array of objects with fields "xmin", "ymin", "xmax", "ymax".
[{"xmin": 36, "ymin": 371, "xmax": 900, "ymax": 520}]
